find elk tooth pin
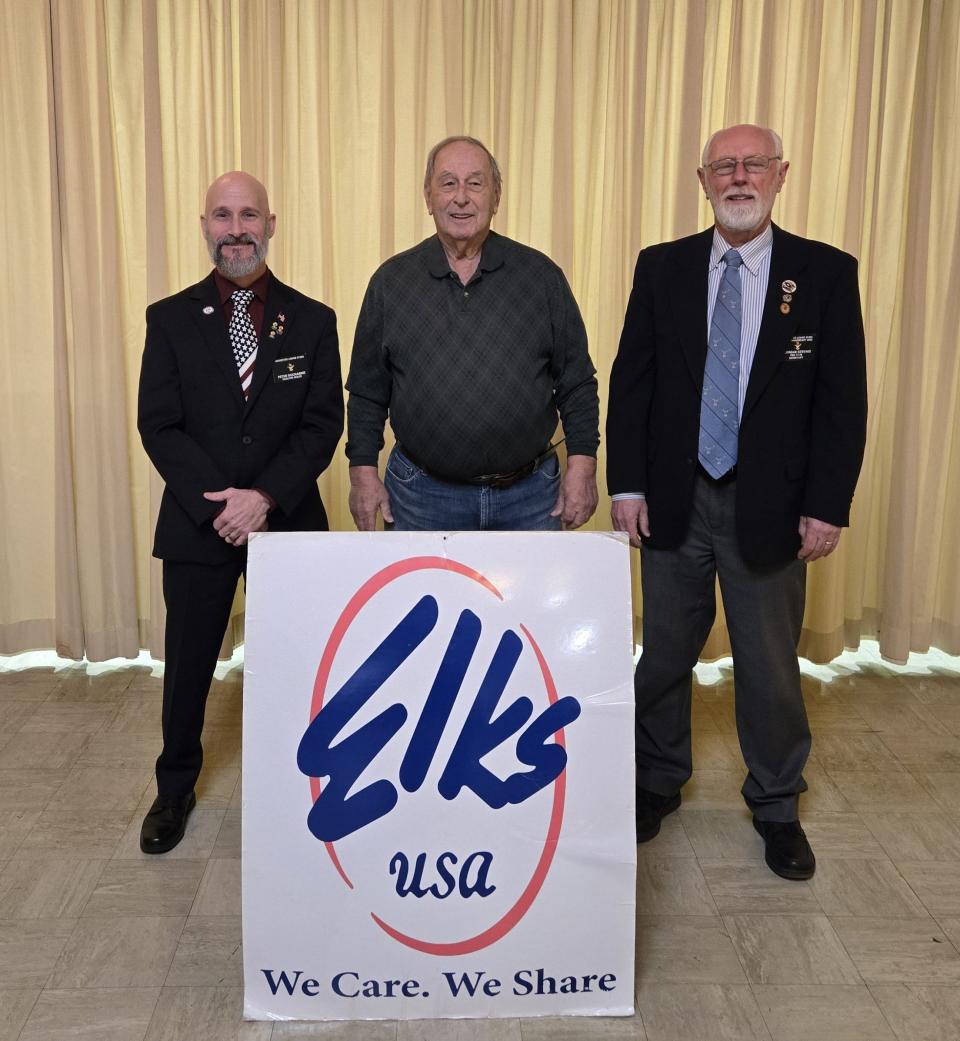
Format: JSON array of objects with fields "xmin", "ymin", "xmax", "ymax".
[
  {"xmin": 202, "ymin": 305, "xmax": 215, "ymax": 315},
  {"xmin": 782, "ymin": 279, "xmax": 797, "ymax": 293}
]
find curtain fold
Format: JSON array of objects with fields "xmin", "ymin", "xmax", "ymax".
[
  {"xmin": 49, "ymin": 0, "xmax": 141, "ymax": 660},
  {"xmin": 0, "ymin": 0, "xmax": 957, "ymax": 664}
]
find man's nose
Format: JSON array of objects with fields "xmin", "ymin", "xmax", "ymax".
[{"xmin": 731, "ymin": 162, "xmax": 749, "ymax": 183}]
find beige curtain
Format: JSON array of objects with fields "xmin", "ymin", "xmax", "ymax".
[{"xmin": 0, "ymin": 0, "xmax": 957, "ymax": 665}]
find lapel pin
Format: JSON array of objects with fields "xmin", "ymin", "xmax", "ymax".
[
  {"xmin": 202, "ymin": 305, "xmax": 215, "ymax": 315},
  {"xmin": 780, "ymin": 302, "xmax": 791, "ymax": 314},
  {"xmin": 781, "ymin": 279, "xmax": 797, "ymax": 294},
  {"xmin": 278, "ymin": 313, "xmax": 286, "ymax": 323}
]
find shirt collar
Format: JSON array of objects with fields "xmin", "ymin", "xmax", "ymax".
[
  {"xmin": 709, "ymin": 224, "xmax": 773, "ymax": 276},
  {"xmin": 425, "ymin": 231, "xmax": 506, "ymax": 279},
  {"xmin": 213, "ymin": 267, "xmax": 271, "ymax": 304}
]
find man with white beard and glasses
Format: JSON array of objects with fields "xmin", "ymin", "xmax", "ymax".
[
  {"xmin": 137, "ymin": 171, "xmax": 343, "ymax": 853},
  {"xmin": 606, "ymin": 125, "xmax": 867, "ymax": 879}
]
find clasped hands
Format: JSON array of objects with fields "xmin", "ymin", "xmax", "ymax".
[{"xmin": 204, "ymin": 487, "xmax": 271, "ymax": 546}]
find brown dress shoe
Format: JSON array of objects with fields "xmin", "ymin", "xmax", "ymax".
[{"xmin": 140, "ymin": 792, "xmax": 196, "ymax": 854}]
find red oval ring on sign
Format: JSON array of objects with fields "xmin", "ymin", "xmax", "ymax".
[{"xmin": 307, "ymin": 555, "xmax": 569, "ymax": 956}]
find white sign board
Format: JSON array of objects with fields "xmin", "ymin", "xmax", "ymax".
[{"xmin": 242, "ymin": 532, "xmax": 635, "ymax": 1021}]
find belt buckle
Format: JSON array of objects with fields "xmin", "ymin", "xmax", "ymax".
[
  {"xmin": 473, "ymin": 448, "xmax": 553, "ymax": 489},
  {"xmin": 470, "ymin": 470, "xmax": 512, "ymax": 488}
]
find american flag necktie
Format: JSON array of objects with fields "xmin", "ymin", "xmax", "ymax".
[{"xmin": 229, "ymin": 289, "xmax": 257, "ymax": 400}]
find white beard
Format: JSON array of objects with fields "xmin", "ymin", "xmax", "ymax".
[{"xmin": 713, "ymin": 195, "xmax": 767, "ymax": 232}]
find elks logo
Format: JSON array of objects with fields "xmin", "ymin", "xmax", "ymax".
[{"xmin": 297, "ymin": 556, "xmax": 582, "ymax": 956}]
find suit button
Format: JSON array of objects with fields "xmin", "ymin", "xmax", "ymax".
[{"xmin": 242, "ymin": 435, "xmax": 253, "ymax": 445}]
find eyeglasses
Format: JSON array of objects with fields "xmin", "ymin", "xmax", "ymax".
[{"xmin": 703, "ymin": 155, "xmax": 782, "ymax": 176}]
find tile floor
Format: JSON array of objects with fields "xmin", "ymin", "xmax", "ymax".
[{"xmin": 1, "ymin": 647, "xmax": 960, "ymax": 1040}]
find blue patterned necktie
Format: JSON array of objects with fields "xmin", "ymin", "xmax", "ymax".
[{"xmin": 698, "ymin": 249, "xmax": 743, "ymax": 478}]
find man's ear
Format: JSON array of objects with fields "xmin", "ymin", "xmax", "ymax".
[{"xmin": 777, "ymin": 161, "xmax": 790, "ymax": 193}]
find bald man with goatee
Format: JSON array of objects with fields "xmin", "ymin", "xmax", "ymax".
[
  {"xmin": 137, "ymin": 171, "xmax": 343, "ymax": 853},
  {"xmin": 607, "ymin": 125, "xmax": 867, "ymax": 879}
]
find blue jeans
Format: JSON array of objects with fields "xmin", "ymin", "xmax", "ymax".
[{"xmin": 384, "ymin": 445, "xmax": 563, "ymax": 531}]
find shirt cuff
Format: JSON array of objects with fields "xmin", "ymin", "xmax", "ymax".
[{"xmin": 611, "ymin": 492, "xmax": 645, "ymax": 501}]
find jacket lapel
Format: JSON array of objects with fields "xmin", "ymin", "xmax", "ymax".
[
  {"xmin": 188, "ymin": 274, "xmax": 247, "ymax": 411},
  {"xmin": 742, "ymin": 225, "xmax": 809, "ymax": 421},
  {"xmin": 244, "ymin": 277, "xmax": 294, "ymax": 411},
  {"xmin": 667, "ymin": 230, "xmax": 713, "ymax": 390}
]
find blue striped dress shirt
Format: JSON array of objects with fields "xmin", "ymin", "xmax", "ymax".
[{"xmin": 707, "ymin": 224, "xmax": 773, "ymax": 419}]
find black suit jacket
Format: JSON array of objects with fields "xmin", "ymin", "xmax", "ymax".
[
  {"xmin": 606, "ymin": 225, "xmax": 867, "ymax": 566},
  {"xmin": 138, "ymin": 272, "xmax": 344, "ymax": 563}
]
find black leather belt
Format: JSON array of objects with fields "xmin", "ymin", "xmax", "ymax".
[{"xmin": 399, "ymin": 444, "xmax": 557, "ymax": 489}]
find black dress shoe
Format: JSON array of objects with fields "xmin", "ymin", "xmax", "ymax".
[
  {"xmin": 140, "ymin": 792, "xmax": 197, "ymax": 854},
  {"xmin": 753, "ymin": 817, "xmax": 816, "ymax": 880},
  {"xmin": 636, "ymin": 788, "xmax": 681, "ymax": 843}
]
